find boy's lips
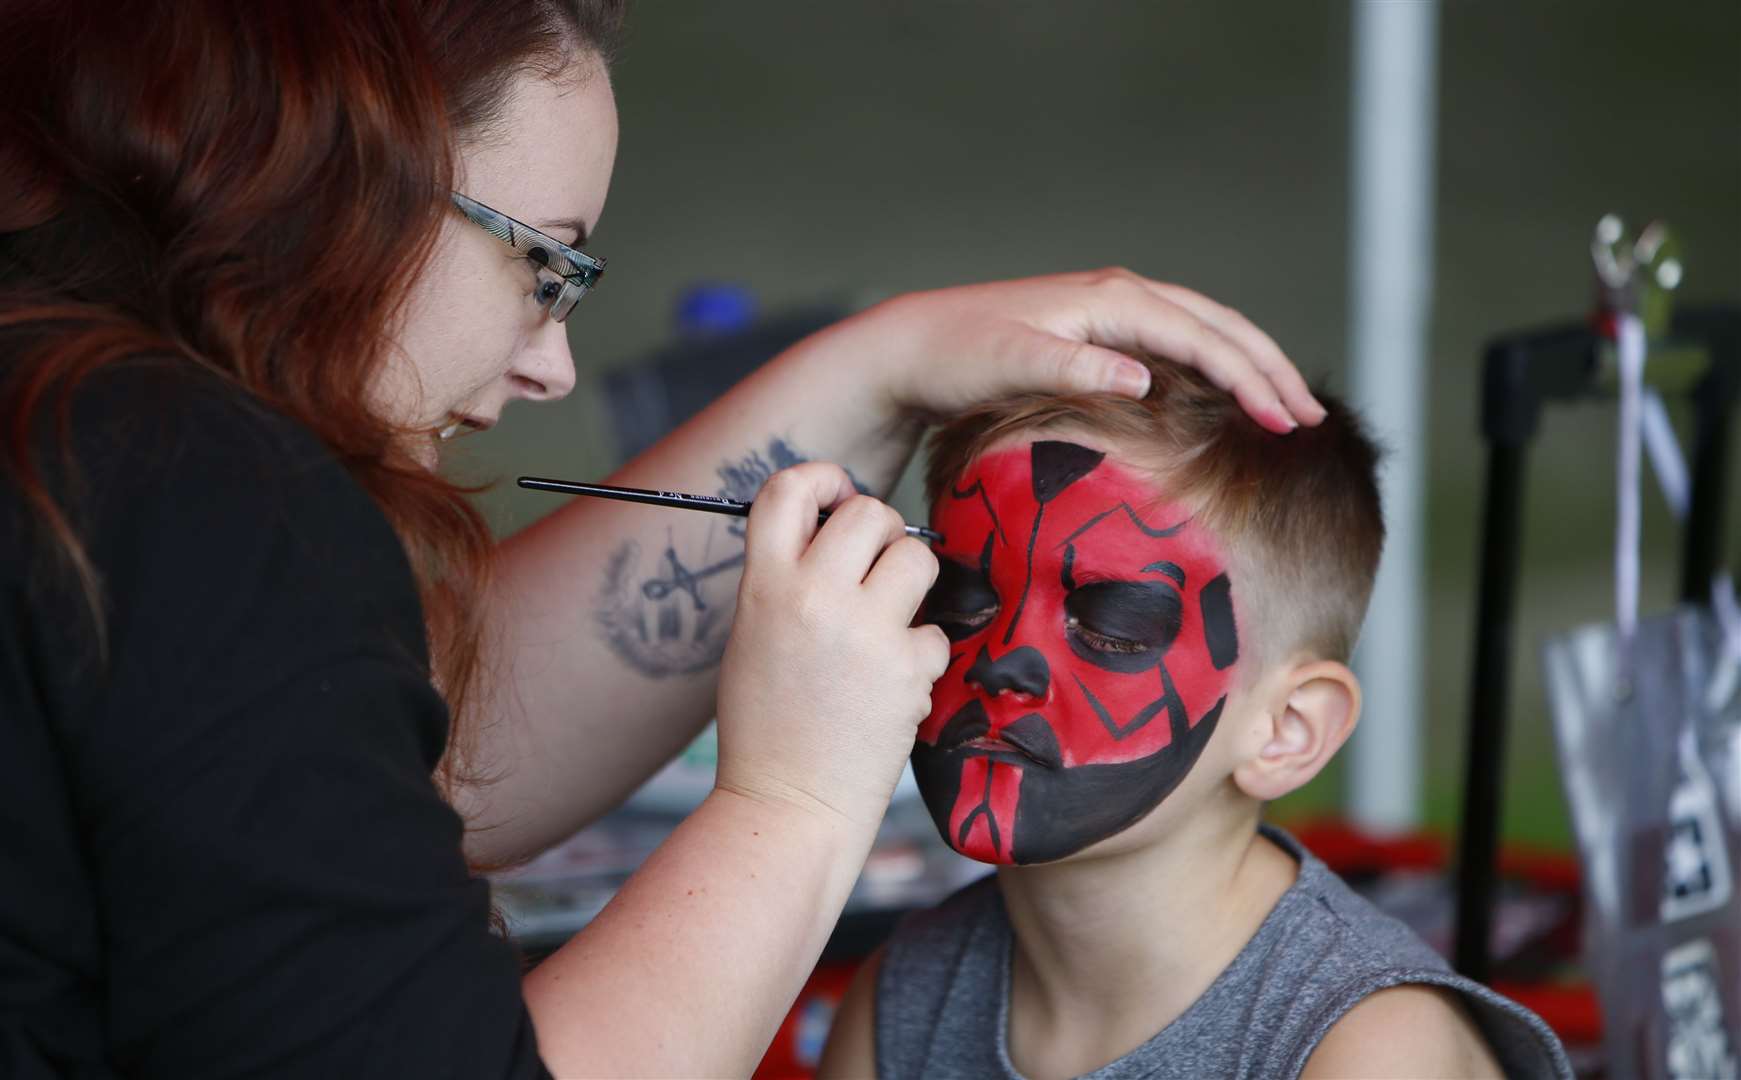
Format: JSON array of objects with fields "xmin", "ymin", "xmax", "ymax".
[
  {"xmin": 935, "ymin": 702, "xmax": 1062, "ymax": 769},
  {"xmin": 958, "ymin": 736, "xmax": 1052, "ymax": 770}
]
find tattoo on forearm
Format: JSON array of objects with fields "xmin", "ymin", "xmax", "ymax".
[
  {"xmin": 715, "ymin": 439, "xmax": 806, "ymax": 537},
  {"xmin": 597, "ymin": 532, "xmax": 740, "ymax": 677},
  {"xmin": 596, "ymin": 437, "xmax": 866, "ymax": 678}
]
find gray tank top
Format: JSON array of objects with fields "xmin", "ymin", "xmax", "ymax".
[{"xmin": 873, "ymin": 825, "xmax": 1573, "ymax": 1079}]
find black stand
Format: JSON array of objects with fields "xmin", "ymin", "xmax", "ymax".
[{"xmin": 1453, "ymin": 305, "xmax": 1741, "ymax": 982}]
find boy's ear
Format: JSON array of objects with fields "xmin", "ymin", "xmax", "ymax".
[{"xmin": 1232, "ymin": 660, "xmax": 1361, "ymax": 802}]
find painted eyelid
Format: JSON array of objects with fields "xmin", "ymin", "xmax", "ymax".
[
  {"xmin": 1069, "ymin": 624, "xmax": 1152, "ymax": 653},
  {"xmin": 928, "ymin": 607, "xmax": 998, "ymax": 642},
  {"xmin": 924, "ymin": 596, "xmax": 999, "ymax": 622},
  {"xmin": 1065, "ymin": 581, "xmax": 1179, "ymax": 644},
  {"xmin": 1066, "ymin": 617, "xmax": 1151, "ymax": 646},
  {"xmin": 933, "ymin": 609, "xmax": 996, "ymax": 624},
  {"xmin": 923, "ymin": 573, "xmax": 1000, "ymax": 639},
  {"xmin": 930, "ymin": 559, "xmax": 997, "ymax": 598}
]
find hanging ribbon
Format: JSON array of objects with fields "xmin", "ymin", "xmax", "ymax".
[
  {"xmin": 1615, "ymin": 313, "xmax": 1645, "ymax": 684},
  {"xmin": 1620, "ymin": 331, "xmax": 1741, "ymax": 711}
]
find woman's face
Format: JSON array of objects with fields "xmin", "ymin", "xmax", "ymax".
[{"xmin": 381, "ymin": 56, "xmax": 619, "ymax": 462}]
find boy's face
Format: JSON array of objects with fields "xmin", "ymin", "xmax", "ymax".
[{"xmin": 914, "ymin": 438, "xmax": 1241, "ymax": 865}]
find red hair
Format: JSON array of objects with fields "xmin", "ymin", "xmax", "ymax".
[
  {"xmin": 925, "ymin": 359, "xmax": 1386, "ymax": 665},
  {"xmin": 0, "ymin": 0, "xmax": 624, "ymax": 789}
]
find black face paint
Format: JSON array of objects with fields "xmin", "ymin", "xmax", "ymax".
[
  {"xmin": 927, "ymin": 539, "xmax": 1001, "ymax": 642},
  {"xmin": 1200, "ymin": 572, "xmax": 1240, "ymax": 670},
  {"xmin": 914, "ymin": 696, "xmax": 1223, "ymax": 864},
  {"xmin": 913, "ymin": 440, "xmax": 1241, "ymax": 865},
  {"xmin": 1064, "ymin": 579, "xmax": 1183, "ymax": 674},
  {"xmin": 1002, "ymin": 442, "xmax": 1109, "ymax": 645},
  {"xmin": 962, "ymin": 645, "xmax": 1052, "ymax": 699}
]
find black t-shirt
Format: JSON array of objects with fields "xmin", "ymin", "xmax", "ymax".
[{"xmin": 0, "ymin": 362, "xmax": 549, "ymax": 1077}]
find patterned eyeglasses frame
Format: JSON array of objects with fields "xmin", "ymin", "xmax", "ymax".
[{"xmin": 449, "ymin": 192, "xmax": 606, "ymax": 323}]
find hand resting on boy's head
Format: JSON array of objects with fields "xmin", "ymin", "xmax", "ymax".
[{"xmin": 816, "ymin": 269, "xmax": 1327, "ymax": 436}]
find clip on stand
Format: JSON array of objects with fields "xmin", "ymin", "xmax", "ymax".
[{"xmin": 1452, "ymin": 216, "xmax": 1741, "ymax": 983}]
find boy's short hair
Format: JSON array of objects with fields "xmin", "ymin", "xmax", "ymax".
[{"xmin": 924, "ymin": 358, "xmax": 1385, "ymax": 668}]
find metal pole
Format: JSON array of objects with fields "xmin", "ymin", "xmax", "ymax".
[
  {"xmin": 1454, "ymin": 440, "xmax": 1528, "ymax": 981},
  {"xmin": 1679, "ymin": 312, "xmax": 1741, "ymax": 601},
  {"xmin": 1347, "ymin": 0, "xmax": 1441, "ymax": 831}
]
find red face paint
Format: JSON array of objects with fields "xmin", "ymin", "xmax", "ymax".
[{"xmin": 913, "ymin": 440, "xmax": 1240, "ymax": 865}]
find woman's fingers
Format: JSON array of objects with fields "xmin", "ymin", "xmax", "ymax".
[
  {"xmin": 863, "ymin": 534, "xmax": 941, "ymax": 625},
  {"xmin": 856, "ymin": 269, "xmax": 1316, "ymax": 434},
  {"xmin": 909, "ymin": 623, "xmax": 952, "ymax": 684},
  {"xmin": 1065, "ymin": 271, "xmax": 1305, "ymax": 433},
  {"xmin": 804, "ymin": 495, "xmax": 911, "ymax": 583},
  {"xmin": 1139, "ymin": 279, "xmax": 1326, "ymax": 425},
  {"xmin": 1003, "ymin": 329, "xmax": 1155, "ymax": 401},
  {"xmin": 717, "ymin": 471, "xmax": 949, "ymax": 826},
  {"xmin": 743, "ymin": 463, "xmax": 860, "ymax": 565}
]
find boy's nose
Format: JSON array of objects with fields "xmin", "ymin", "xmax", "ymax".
[{"xmin": 964, "ymin": 644, "xmax": 1051, "ymax": 702}]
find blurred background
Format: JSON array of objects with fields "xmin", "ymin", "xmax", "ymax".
[{"xmin": 451, "ymin": 0, "xmax": 1741, "ymax": 855}]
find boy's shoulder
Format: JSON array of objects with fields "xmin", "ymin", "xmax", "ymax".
[
  {"xmin": 1251, "ymin": 826, "xmax": 1574, "ymax": 1078},
  {"xmin": 868, "ymin": 829, "xmax": 1572, "ymax": 1079},
  {"xmin": 1300, "ymin": 981, "xmax": 1509, "ymax": 1078}
]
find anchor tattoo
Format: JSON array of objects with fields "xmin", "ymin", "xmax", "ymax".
[{"xmin": 641, "ymin": 548, "xmax": 746, "ymax": 609}]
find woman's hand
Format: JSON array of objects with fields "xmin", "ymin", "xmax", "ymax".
[
  {"xmin": 715, "ymin": 463, "xmax": 951, "ymax": 826},
  {"xmin": 798, "ymin": 268, "xmax": 1325, "ymax": 434}
]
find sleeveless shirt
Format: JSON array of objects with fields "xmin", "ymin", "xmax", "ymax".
[{"xmin": 873, "ymin": 825, "xmax": 1572, "ymax": 1079}]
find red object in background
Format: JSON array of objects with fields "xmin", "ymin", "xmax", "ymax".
[
  {"xmin": 1289, "ymin": 817, "xmax": 1585, "ymax": 896},
  {"xmin": 755, "ymin": 962, "xmax": 858, "ymax": 1079},
  {"xmin": 1493, "ymin": 981, "xmax": 1605, "ymax": 1049},
  {"xmin": 1289, "ymin": 817, "xmax": 1447, "ymax": 874}
]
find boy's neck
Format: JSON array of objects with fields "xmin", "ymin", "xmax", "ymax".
[{"xmin": 996, "ymin": 796, "xmax": 1297, "ymax": 1079}]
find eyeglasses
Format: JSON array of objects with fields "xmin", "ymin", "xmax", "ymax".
[{"xmin": 449, "ymin": 191, "xmax": 606, "ymax": 323}]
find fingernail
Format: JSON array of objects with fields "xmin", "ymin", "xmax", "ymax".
[{"xmin": 1113, "ymin": 360, "xmax": 1151, "ymax": 397}]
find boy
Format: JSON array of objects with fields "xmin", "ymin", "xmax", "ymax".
[{"xmin": 819, "ymin": 363, "xmax": 1572, "ymax": 1078}]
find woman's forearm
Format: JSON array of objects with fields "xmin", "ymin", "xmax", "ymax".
[
  {"xmin": 458, "ymin": 341, "xmax": 919, "ymax": 863},
  {"xmin": 521, "ymin": 788, "xmax": 877, "ymax": 1076}
]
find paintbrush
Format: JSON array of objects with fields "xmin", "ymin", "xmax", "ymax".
[{"xmin": 517, "ymin": 476, "xmax": 945, "ymax": 544}]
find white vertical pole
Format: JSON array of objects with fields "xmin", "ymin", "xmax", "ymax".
[{"xmin": 1347, "ymin": 0, "xmax": 1440, "ymax": 832}]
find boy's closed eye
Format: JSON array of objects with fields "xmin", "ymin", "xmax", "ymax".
[
  {"xmin": 1064, "ymin": 579, "xmax": 1181, "ymax": 660},
  {"xmin": 923, "ymin": 557, "xmax": 999, "ymax": 640}
]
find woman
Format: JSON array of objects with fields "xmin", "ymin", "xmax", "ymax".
[{"xmin": 0, "ymin": 1, "xmax": 1321, "ymax": 1075}]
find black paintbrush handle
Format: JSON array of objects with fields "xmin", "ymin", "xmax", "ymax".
[{"xmin": 517, "ymin": 476, "xmax": 943, "ymax": 543}]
